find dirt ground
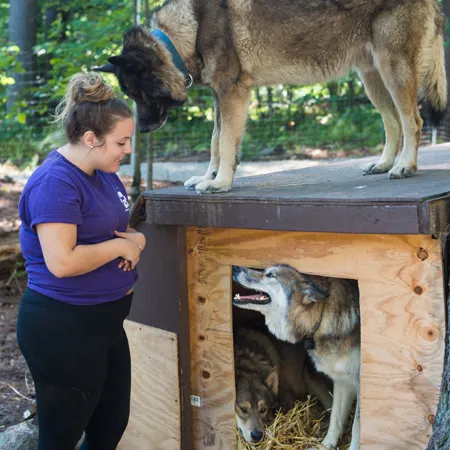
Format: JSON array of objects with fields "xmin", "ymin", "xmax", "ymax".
[{"xmin": 0, "ymin": 172, "xmax": 181, "ymax": 432}]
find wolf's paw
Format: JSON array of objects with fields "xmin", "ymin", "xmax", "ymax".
[
  {"xmin": 184, "ymin": 175, "xmax": 210, "ymax": 190},
  {"xmin": 362, "ymin": 161, "xmax": 393, "ymax": 175},
  {"xmin": 307, "ymin": 447, "xmax": 335, "ymax": 450},
  {"xmin": 388, "ymin": 164, "xmax": 417, "ymax": 179},
  {"xmin": 308, "ymin": 436, "xmax": 338, "ymax": 450},
  {"xmin": 195, "ymin": 179, "xmax": 232, "ymax": 194}
]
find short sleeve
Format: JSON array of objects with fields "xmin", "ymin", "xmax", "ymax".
[{"xmin": 23, "ymin": 176, "xmax": 83, "ymax": 231}]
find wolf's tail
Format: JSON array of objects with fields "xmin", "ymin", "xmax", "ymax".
[{"xmin": 419, "ymin": 6, "xmax": 447, "ymax": 128}]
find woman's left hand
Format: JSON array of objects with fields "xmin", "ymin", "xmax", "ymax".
[{"xmin": 114, "ymin": 229, "xmax": 146, "ymax": 251}]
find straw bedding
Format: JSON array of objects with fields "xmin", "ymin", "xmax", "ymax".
[{"xmin": 237, "ymin": 395, "xmax": 353, "ymax": 450}]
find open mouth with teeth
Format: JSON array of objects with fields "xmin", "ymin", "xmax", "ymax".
[{"xmin": 233, "ymin": 291, "xmax": 271, "ymax": 306}]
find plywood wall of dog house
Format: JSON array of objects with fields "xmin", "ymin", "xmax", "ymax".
[
  {"xmin": 187, "ymin": 237, "xmax": 236, "ymax": 450},
  {"xmin": 186, "ymin": 227, "xmax": 446, "ymax": 450},
  {"xmin": 118, "ymin": 320, "xmax": 180, "ymax": 450}
]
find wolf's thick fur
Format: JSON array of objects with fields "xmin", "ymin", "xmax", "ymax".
[
  {"xmin": 232, "ymin": 264, "xmax": 360, "ymax": 450},
  {"xmin": 234, "ymin": 327, "xmax": 332, "ymax": 444},
  {"xmin": 96, "ymin": 0, "xmax": 447, "ymax": 193}
]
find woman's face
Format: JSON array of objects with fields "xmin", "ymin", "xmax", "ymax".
[{"xmin": 93, "ymin": 117, "xmax": 135, "ymax": 173}]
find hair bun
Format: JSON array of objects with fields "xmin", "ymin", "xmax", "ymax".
[
  {"xmin": 71, "ymin": 72, "xmax": 114, "ymax": 104},
  {"xmin": 53, "ymin": 72, "xmax": 116, "ymax": 126}
]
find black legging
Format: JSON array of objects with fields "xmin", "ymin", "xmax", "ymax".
[{"xmin": 16, "ymin": 288, "xmax": 133, "ymax": 450}]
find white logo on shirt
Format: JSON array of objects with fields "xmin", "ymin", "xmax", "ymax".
[{"xmin": 117, "ymin": 191, "xmax": 130, "ymax": 212}]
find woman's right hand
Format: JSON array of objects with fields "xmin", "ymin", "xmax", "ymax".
[{"xmin": 117, "ymin": 236, "xmax": 142, "ymax": 270}]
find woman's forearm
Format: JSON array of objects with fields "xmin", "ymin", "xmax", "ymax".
[{"xmin": 50, "ymin": 238, "xmax": 126, "ymax": 278}]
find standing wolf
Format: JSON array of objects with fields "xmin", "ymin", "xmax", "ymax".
[{"xmin": 96, "ymin": 0, "xmax": 447, "ymax": 194}]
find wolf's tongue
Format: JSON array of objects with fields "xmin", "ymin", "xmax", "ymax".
[{"xmin": 234, "ymin": 293, "xmax": 269, "ymax": 301}]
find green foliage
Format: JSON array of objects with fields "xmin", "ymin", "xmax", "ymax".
[
  {"xmin": 0, "ymin": 1, "xmax": 386, "ymax": 165},
  {"xmin": 0, "ymin": 0, "xmax": 136, "ymax": 161}
]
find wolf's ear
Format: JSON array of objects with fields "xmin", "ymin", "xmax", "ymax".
[
  {"xmin": 265, "ymin": 368, "xmax": 279, "ymax": 395},
  {"xmin": 107, "ymin": 55, "xmax": 137, "ymax": 72},
  {"xmin": 302, "ymin": 278, "xmax": 329, "ymax": 305}
]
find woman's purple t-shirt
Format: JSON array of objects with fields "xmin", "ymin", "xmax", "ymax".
[{"xmin": 18, "ymin": 150, "xmax": 138, "ymax": 305}]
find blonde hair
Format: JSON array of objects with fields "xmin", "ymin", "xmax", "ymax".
[{"xmin": 53, "ymin": 72, "xmax": 132, "ymax": 144}]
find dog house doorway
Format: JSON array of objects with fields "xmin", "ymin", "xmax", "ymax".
[{"xmin": 231, "ymin": 264, "xmax": 359, "ymax": 449}]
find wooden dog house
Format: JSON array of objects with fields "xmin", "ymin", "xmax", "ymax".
[{"xmin": 118, "ymin": 145, "xmax": 450, "ymax": 450}]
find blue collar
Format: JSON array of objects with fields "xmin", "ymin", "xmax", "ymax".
[{"xmin": 151, "ymin": 29, "xmax": 193, "ymax": 88}]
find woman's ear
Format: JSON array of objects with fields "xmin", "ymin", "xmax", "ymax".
[{"xmin": 82, "ymin": 130, "xmax": 101, "ymax": 149}]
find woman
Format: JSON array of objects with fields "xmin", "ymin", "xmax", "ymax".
[{"xmin": 16, "ymin": 72, "xmax": 146, "ymax": 450}]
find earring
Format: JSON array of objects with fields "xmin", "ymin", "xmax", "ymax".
[{"xmin": 89, "ymin": 145, "xmax": 94, "ymax": 149}]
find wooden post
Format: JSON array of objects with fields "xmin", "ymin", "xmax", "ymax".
[{"xmin": 130, "ymin": 0, "xmax": 141, "ymax": 202}]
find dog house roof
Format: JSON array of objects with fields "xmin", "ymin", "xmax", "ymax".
[{"xmin": 131, "ymin": 145, "xmax": 450, "ymax": 235}]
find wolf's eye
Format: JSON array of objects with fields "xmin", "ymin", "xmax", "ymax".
[
  {"xmin": 239, "ymin": 406, "xmax": 249, "ymax": 414},
  {"xmin": 265, "ymin": 272, "xmax": 274, "ymax": 278},
  {"xmin": 260, "ymin": 407, "xmax": 268, "ymax": 414}
]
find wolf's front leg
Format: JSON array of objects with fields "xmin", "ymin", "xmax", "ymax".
[
  {"xmin": 185, "ymin": 93, "xmax": 221, "ymax": 189},
  {"xmin": 321, "ymin": 382, "xmax": 355, "ymax": 448},
  {"xmin": 194, "ymin": 83, "xmax": 251, "ymax": 194},
  {"xmin": 348, "ymin": 391, "xmax": 360, "ymax": 450},
  {"xmin": 308, "ymin": 381, "xmax": 355, "ymax": 450}
]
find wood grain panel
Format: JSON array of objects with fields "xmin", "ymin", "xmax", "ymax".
[
  {"xmin": 119, "ymin": 321, "xmax": 180, "ymax": 450},
  {"xmin": 186, "ymin": 227, "xmax": 445, "ymax": 450}
]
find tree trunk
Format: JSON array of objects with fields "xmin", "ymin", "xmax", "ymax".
[
  {"xmin": 328, "ymin": 81, "xmax": 338, "ymax": 111},
  {"xmin": 425, "ymin": 235, "xmax": 449, "ymax": 450},
  {"xmin": 347, "ymin": 78, "xmax": 355, "ymax": 109},
  {"xmin": 131, "ymin": 130, "xmax": 142, "ymax": 203},
  {"xmin": 255, "ymin": 88, "xmax": 263, "ymax": 115},
  {"xmin": 146, "ymin": 133, "xmax": 154, "ymax": 191},
  {"xmin": 44, "ymin": 4, "xmax": 58, "ymax": 74},
  {"xmin": 7, "ymin": 0, "xmax": 38, "ymax": 114},
  {"xmin": 267, "ymin": 87, "xmax": 273, "ymax": 117},
  {"xmin": 130, "ymin": 0, "xmax": 142, "ymax": 202},
  {"xmin": 144, "ymin": 0, "xmax": 153, "ymax": 191}
]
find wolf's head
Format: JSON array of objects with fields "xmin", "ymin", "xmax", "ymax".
[
  {"xmin": 232, "ymin": 265, "xmax": 330, "ymax": 343},
  {"xmin": 235, "ymin": 368, "xmax": 278, "ymax": 444},
  {"xmin": 94, "ymin": 26, "xmax": 188, "ymax": 133}
]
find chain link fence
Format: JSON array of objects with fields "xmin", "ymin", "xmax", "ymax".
[{"xmin": 1, "ymin": 66, "xmax": 448, "ymax": 166}]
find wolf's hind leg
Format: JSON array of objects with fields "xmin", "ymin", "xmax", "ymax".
[{"xmin": 371, "ymin": 13, "xmax": 423, "ymax": 179}]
